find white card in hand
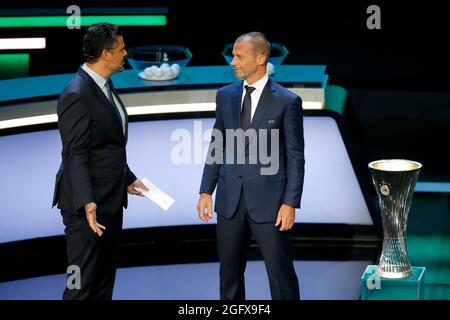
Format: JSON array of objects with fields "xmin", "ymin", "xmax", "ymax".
[{"xmin": 135, "ymin": 177, "xmax": 175, "ymax": 211}]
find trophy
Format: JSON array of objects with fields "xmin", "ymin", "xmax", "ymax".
[{"xmin": 368, "ymin": 159, "xmax": 422, "ymax": 278}]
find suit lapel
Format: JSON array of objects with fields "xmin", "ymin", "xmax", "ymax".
[
  {"xmin": 250, "ymin": 79, "xmax": 275, "ymax": 130},
  {"xmin": 78, "ymin": 68, "xmax": 124, "ymax": 133},
  {"xmin": 245, "ymin": 79, "xmax": 276, "ymax": 149},
  {"xmin": 113, "ymin": 90, "xmax": 128, "ymax": 142},
  {"xmin": 231, "ymin": 82, "xmax": 243, "ymax": 129}
]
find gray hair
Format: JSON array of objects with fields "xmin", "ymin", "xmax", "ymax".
[{"xmin": 235, "ymin": 32, "xmax": 271, "ymax": 64}]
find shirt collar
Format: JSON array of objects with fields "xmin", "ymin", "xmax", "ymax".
[
  {"xmin": 243, "ymin": 74, "xmax": 269, "ymax": 94},
  {"xmin": 81, "ymin": 63, "xmax": 108, "ymax": 89}
]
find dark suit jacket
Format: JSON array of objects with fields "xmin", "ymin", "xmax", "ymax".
[
  {"xmin": 199, "ymin": 78, "xmax": 305, "ymax": 223},
  {"xmin": 52, "ymin": 67, "xmax": 137, "ymax": 215}
]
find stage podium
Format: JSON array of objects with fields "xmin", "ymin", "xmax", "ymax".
[{"xmin": 361, "ymin": 265, "xmax": 426, "ymax": 300}]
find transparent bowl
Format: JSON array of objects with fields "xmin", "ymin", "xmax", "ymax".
[
  {"xmin": 127, "ymin": 45, "xmax": 192, "ymax": 70},
  {"xmin": 222, "ymin": 42, "xmax": 289, "ymax": 65}
]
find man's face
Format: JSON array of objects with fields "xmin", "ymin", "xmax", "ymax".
[
  {"xmin": 231, "ymin": 40, "xmax": 260, "ymax": 80},
  {"xmin": 107, "ymin": 36, "xmax": 127, "ymax": 74}
]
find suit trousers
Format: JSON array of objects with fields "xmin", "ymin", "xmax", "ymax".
[
  {"xmin": 61, "ymin": 209, "xmax": 123, "ymax": 300},
  {"xmin": 216, "ymin": 189, "xmax": 300, "ymax": 300}
]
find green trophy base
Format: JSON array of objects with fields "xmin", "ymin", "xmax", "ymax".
[{"xmin": 360, "ymin": 265, "xmax": 426, "ymax": 300}]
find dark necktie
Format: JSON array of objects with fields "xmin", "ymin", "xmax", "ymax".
[
  {"xmin": 105, "ymin": 79, "xmax": 123, "ymax": 126},
  {"xmin": 241, "ymin": 85, "xmax": 255, "ymax": 130}
]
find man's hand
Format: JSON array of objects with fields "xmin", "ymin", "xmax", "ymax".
[
  {"xmin": 128, "ymin": 179, "xmax": 149, "ymax": 197},
  {"xmin": 197, "ymin": 193, "xmax": 213, "ymax": 222},
  {"xmin": 84, "ymin": 202, "xmax": 106, "ymax": 236},
  {"xmin": 275, "ymin": 204, "xmax": 296, "ymax": 231}
]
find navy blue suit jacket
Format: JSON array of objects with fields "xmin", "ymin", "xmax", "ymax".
[
  {"xmin": 199, "ymin": 78, "xmax": 305, "ymax": 222},
  {"xmin": 52, "ymin": 68, "xmax": 136, "ymax": 215}
]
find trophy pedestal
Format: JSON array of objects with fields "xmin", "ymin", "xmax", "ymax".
[{"xmin": 361, "ymin": 265, "xmax": 426, "ymax": 300}]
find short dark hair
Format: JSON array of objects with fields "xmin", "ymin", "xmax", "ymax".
[
  {"xmin": 236, "ymin": 32, "xmax": 271, "ymax": 64},
  {"xmin": 83, "ymin": 23, "xmax": 122, "ymax": 63}
]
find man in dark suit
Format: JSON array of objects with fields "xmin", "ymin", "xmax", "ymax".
[
  {"xmin": 197, "ymin": 32, "xmax": 304, "ymax": 300},
  {"xmin": 53, "ymin": 23, "xmax": 148, "ymax": 300}
]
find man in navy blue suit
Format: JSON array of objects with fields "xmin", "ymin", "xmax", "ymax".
[
  {"xmin": 197, "ymin": 32, "xmax": 305, "ymax": 300},
  {"xmin": 53, "ymin": 23, "xmax": 147, "ymax": 299}
]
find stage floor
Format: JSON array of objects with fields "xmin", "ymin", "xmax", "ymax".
[{"xmin": 0, "ymin": 260, "xmax": 370, "ymax": 300}]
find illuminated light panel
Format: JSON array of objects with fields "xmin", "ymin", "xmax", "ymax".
[
  {"xmin": 0, "ymin": 101, "xmax": 322, "ymax": 129},
  {"xmin": 0, "ymin": 15, "xmax": 166, "ymax": 28},
  {"xmin": 0, "ymin": 37, "xmax": 46, "ymax": 50}
]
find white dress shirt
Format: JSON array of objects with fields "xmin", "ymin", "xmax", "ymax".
[
  {"xmin": 81, "ymin": 63, "xmax": 126, "ymax": 134},
  {"xmin": 241, "ymin": 74, "xmax": 269, "ymax": 121}
]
